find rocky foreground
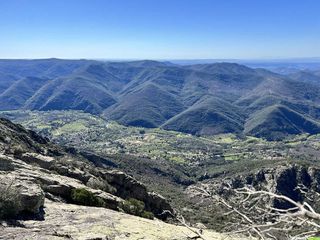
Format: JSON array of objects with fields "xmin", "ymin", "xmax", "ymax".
[
  {"xmin": 0, "ymin": 118, "xmax": 247, "ymax": 239},
  {"xmin": 1, "ymin": 199, "xmax": 242, "ymax": 240}
]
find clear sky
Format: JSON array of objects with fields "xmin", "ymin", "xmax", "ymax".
[{"xmin": 0, "ymin": 0, "xmax": 319, "ymax": 59}]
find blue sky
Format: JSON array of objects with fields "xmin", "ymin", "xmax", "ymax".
[{"xmin": 0, "ymin": 0, "xmax": 319, "ymax": 59}]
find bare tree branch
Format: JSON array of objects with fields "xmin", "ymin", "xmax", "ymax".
[{"xmin": 190, "ymin": 183, "xmax": 320, "ymax": 240}]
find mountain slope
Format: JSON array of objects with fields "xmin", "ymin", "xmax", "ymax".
[
  {"xmin": 243, "ymin": 94, "xmax": 320, "ymax": 120},
  {"xmin": 26, "ymin": 76, "xmax": 116, "ymax": 114},
  {"xmin": 244, "ymin": 105, "xmax": 320, "ymax": 140},
  {"xmin": 0, "ymin": 72, "xmax": 18, "ymax": 94},
  {"xmin": 1, "ymin": 59, "xmax": 320, "ymax": 139},
  {"xmin": 162, "ymin": 97, "xmax": 245, "ymax": 135},
  {"xmin": 289, "ymin": 71, "xmax": 320, "ymax": 85},
  {"xmin": 104, "ymin": 83, "xmax": 184, "ymax": 127},
  {"xmin": 186, "ymin": 62, "xmax": 257, "ymax": 75},
  {"xmin": 0, "ymin": 77, "xmax": 49, "ymax": 110},
  {"xmin": 23, "ymin": 63, "xmax": 129, "ymax": 114}
]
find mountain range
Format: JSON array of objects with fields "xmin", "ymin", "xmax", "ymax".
[{"xmin": 1, "ymin": 58, "xmax": 320, "ymax": 140}]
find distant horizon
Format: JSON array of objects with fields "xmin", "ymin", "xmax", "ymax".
[{"xmin": 1, "ymin": 57, "xmax": 320, "ymax": 62}]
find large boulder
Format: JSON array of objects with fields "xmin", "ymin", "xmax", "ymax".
[
  {"xmin": 0, "ymin": 175, "xmax": 45, "ymax": 218},
  {"xmin": 18, "ymin": 180, "xmax": 45, "ymax": 214}
]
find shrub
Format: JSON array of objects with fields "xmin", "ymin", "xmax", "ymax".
[
  {"xmin": 141, "ymin": 210, "xmax": 154, "ymax": 219},
  {"xmin": 121, "ymin": 198, "xmax": 154, "ymax": 219},
  {"xmin": 121, "ymin": 198, "xmax": 145, "ymax": 216},
  {"xmin": 70, "ymin": 188, "xmax": 104, "ymax": 207}
]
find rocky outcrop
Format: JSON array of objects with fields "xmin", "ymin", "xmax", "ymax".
[
  {"xmin": 1, "ymin": 153, "xmax": 172, "ymax": 219},
  {"xmin": 44, "ymin": 183, "xmax": 72, "ymax": 199},
  {"xmin": 0, "ymin": 118, "xmax": 173, "ymax": 221},
  {"xmin": 20, "ymin": 153, "xmax": 55, "ymax": 169},
  {"xmin": 0, "ymin": 174, "xmax": 45, "ymax": 216},
  {"xmin": 209, "ymin": 164, "xmax": 320, "ymax": 209},
  {"xmin": 145, "ymin": 192, "xmax": 173, "ymax": 218},
  {"xmin": 102, "ymin": 170, "xmax": 174, "ymax": 219},
  {"xmin": 103, "ymin": 170, "xmax": 149, "ymax": 200},
  {"xmin": 0, "ymin": 117, "xmax": 49, "ymax": 155}
]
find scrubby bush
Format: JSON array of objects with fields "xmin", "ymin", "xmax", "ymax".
[
  {"xmin": 71, "ymin": 188, "xmax": 104, "ymax": 207},
  {"xmin": 0, "ymin": 183, "xmax": 21, "ymax": 219},
  {"xmin": 121, "ymin": 198, "xmax": 144, "ymax": 215},
  {"xmin": 140, "ymin": 210, "xmax": 154, "ymax": 219},
  {"xmin": 121, "ymin": 198, "xmax": 154, "ymax": 219}
]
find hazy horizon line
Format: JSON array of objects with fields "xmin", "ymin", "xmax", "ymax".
[{"xmin": 1, "ymin": 57, "xmax": 320, "ymax": 62}]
